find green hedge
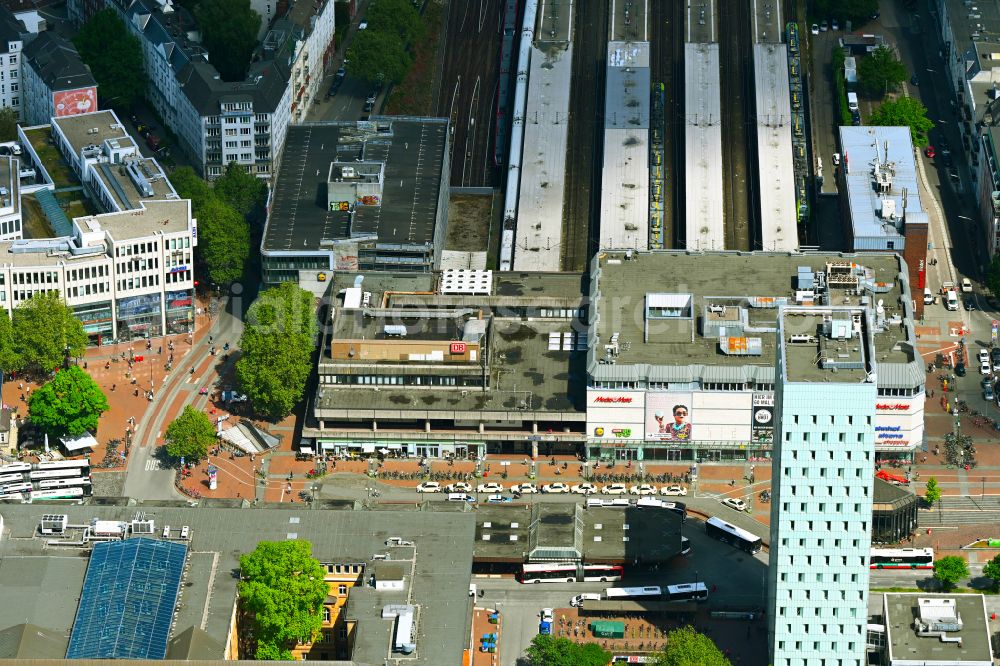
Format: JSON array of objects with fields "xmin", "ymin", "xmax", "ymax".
[{"xmin": 832, "ymin": 48, "xmax": 853, "ymax": 126}]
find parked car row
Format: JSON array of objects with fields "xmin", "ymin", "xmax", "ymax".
[{"xmin": 415, "ymin": 481, "xmax": 688, "ymax": 496}]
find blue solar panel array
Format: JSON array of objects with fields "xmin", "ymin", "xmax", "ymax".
[{"xmin": 66, "ymin": 537, "xmax": 188, "ymax": 660}]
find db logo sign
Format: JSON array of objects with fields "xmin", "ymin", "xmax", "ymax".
[
  {"xmin": 594, "ymin": 427, "xmax": 605, "ymax": 437},
  {"xmin": 450, "ymin": 342, "xmax": 467, "ymax": 354}
]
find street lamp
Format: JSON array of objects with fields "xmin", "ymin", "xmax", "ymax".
[{"xmin": 983, "ymin": 477, "xmax": 986, "ymax": 498}]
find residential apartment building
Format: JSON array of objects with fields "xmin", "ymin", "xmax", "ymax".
[
  {"xmin": 111, "ymin": 0, "xmax": 336, "ymax": 179},
  {"xmin": 289, "ymin": 561, "xmax": 363, "ymax": 661},
  {"xmin": 0, "ymin": 8, "xmax": 23, "ymax": 120},
  {"xmin": 767, "ymin": 306, "xmax": 877, "ymax": 666},
  {"xmin": 22, "ymin": 31, "xmax": 97, "ymax": 127},
  {"xmin": 1, "ymin": 109, "xmax": 196, "ymax": 342},
  {"xmin": 0, "ymin": 155, "xmax": 22, "ymax": 241}
]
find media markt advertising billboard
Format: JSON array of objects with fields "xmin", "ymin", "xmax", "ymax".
[
  {"xmin": 645, "ymin": 393, "xmax": 694, "ymax": 442},
  {"xmin": 751, "ymin": 393, "xmax": 774, "ymax": 444}
]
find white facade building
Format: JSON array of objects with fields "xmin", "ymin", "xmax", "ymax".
[
  {"xmin": 0, "ymin": 9, "xmax": 23, "ymax": 120},
  {"xmin": 767, "ymin": 306, "xmax": 877, "ymax": 666},
  {"xmin": 2, "ymin": 110, "xmax": 196, "ymax": 342}
]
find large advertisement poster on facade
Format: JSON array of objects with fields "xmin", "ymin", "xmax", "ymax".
[
  {"xmin": 53, "ymin": 87, "xmax": 97, "ymax": 117},
  {"xmin": 751, "ymin": 393, "xmax": 774, "ymax": 444},
  {"xmin": 646, "ymin": 393, "xmax": 694, "ymax": 442},
  {"xmin": 587, "ymin": 391, "xmax": 645, "ymax": 442}
]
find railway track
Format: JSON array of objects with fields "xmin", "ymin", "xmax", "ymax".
[
  {"xmin": 719, "ymin": 0, "xmax": 752, "ymax": 251},
  {"xmin": 560, "ymin": 0, "xmax": 608, "ymax": 271}
]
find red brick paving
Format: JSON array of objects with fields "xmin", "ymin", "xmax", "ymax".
[{"xmin": 470, "ymin": 607, "xmax": 500, "ymax": 666}]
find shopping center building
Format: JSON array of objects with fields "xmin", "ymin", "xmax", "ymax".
[{"xmin": 585, "ymin": 250, "xmax": 925, "ymax": 464}]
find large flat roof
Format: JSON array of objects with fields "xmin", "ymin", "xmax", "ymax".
[
  {"xmin": 684, "ymin": 43, "xmax": 725, "ymax": 250},
  {"xmin": 754, "ymin": 44, "xmax": 798, "ymax": 252},
  {"xmin": 52, "ymin": 110, "xmax": 128, "ymax": 156},
  {"xmin": 0, "ymin": 504, "xmax": 476, "ymax": 666},
  {"xmin": 589, "ymin": 250, "xmax": 920, "ymax": 387},
  {"xmin": 779, "ymin": 308, "xmax": 873, "ymax": 384},
  {"xmin": 264, "ymin": 120, "xmax": 448, "ymax": 253},
  {"xmin": 600, "ymin": 41, "xmax": 651, "ymax": 251},
  {"xmin": 609, "ymin": 0, "xmax": 646, "ymax": 41},
  {"xmin": 840, "ymin": 126, "xmax": 926, "ymax": 249},
  {"xmin": 514, "ymin": 41, "xmax": 572, "ymax": 271},
  {"xmin": 884, "ymin": 593, "xmax": 994, "ymax": 665}
]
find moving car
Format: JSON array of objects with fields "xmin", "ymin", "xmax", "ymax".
[
  {"xmin": 487, "ymin": 494, "xmax": 513, "ymax": 503},
  {"xmin": 445, "ymin": 482, "xmax": 472, "ymax": 493},
  {"xmin": 510, "ymin": 483, "xmax": 539, "ymax": 494},
  {"xmin": 416, "ymin": 482, "xmax": 441, "ymax": 493},
  {"xmin": 477, "ymin": 482, "xmax": 504, "ymax": 493},
  {"xmin": 962, "ymin": 278, "xmax": 973, "ymax": 292},
  {"xmin": 542, "ymin": 483, "xmax": 570, "ymax": 494},
  {"xmin": 630, "ymin": 484, "xmax": 658, "ymax": 496},
  {"xmin": 602, "ymin": 483, "xmax": 629, "ymax": 495},
  {"xmin": 660, "ymin": 485, "xmax": 688, "ymax": 496},
  {"xmin": 571, "ymin": 483, "xmax": 598, "ymax": 495},
  {"xmin": 448, "ymin": 493, "xmax": 475, "ymax": 503},
  {"xmin": 981, "ymin": 360, "xmax": 991, "ymax": 376},
  {"xmin": 539, "ymin": 608, "xmax": 554, "ymax": 635},
  {"xmin": 721, "ymin": 497, "xmax": 748, "ymax": 511},
  {"xmin": 924, "ymin": 145, "xmax": 935, "ymax": 158},
  {"xmin": 965, "ymin": 297, "xmax": 976, "ymax": 312}
]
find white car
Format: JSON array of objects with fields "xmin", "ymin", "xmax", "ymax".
[
  {"xmin": 602, "ymin": 483, "xmax": 629, "ymax": 495},
  {"xmin": 810, "ymin": 23, "xmax": 819, "ymax": 35},
  {"xmin": 541, "ymin": 607, "xmax": 554, "ymax": 622},
  {"xmin": 721, "ymin": 497, "xmax": 748, "ymax": 511},
  {"xmin": 980, "ymin": 349, "xmax": 990, "ymax": 365},
  {"xmin": 477, "ymin": 482, "xmax": 504, "ymax": 493},
  {"xmin": 445, "ymin": 482, "xmax": 472, "ymax": 493},
  {"xmin": 660, "ymin": 485, "xmax": 688, "ymax": 497},
  {"xmin": 416, "ymin": 482, "xmax": 441, "ymax": 493},
  {"xmin": 981, "ymin": 360, "xmax": 992, "ymax": 376},
  {"xmin": 630, "ymin": 484, "xmax": 658, "ymax": 496},
  {"xmin": 571, "ymin": 483, "xmax": 598, "ymax": 495},
  {"xmin": 962, "ymin": 277, "xmax": 973, "ymax": 293},
  {"xmin": 510, "ymin": 483, "xmax": 539, "ymax": 494},
  {"xmin": 542, "ymin": 482, "xmax": 571, "ymax": 494}
]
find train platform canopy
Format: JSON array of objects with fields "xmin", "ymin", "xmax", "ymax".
[
  {"xmin": 59, "ymin": 432, "xmax": 97, "ymax": 453},
  {"xmin": 66, "ymin": 538, "xmax": 188, "ymax": 660}
]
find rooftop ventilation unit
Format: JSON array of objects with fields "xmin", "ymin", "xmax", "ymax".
[
  {"xmin": 719, "ymin": 336, "xmax": 763, "ymax": 356},
  {"xmin": 384, "ymin": 325, "xmax": 407, "ymax": 337},
  {"xmin": 126, "ymin": 162, "xmax": 154, "ymax": 197}
]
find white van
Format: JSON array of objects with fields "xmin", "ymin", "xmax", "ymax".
[
  {"xmin": 570, "ymin": 593, "xmax": 601, "ymax": 607},
  {"xmin": 923, "ymin": 287, "xmax": 933, "ymax": 305},
  {"xmin": 448, "ymin": 493, "xmax": 475, "ymax": 503},
  {"xmin": 847, "ymin": 92, "xmax": 859, "ymax": 112},
  {"xmin": 945, "ymin": 289, "xmax": 958, "ymax": 311}
]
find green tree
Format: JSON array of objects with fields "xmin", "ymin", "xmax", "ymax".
[
  {"xmin": 196, "ymin": 0, "xmax": 261, "ymax": 82},
  {"xmin": 982, "ymin": 554, "xmax": 1000, "ymax": 591},
  {"xmin": 235, "ymin": 282, "xmax": 316, "ymax": 420},
  {"xmin": 366, "ymin": 0, "xmax": 425, "ymax": 45},
  {"xmin": 346, "ymin": 29, "xmax": 412, "ymax": 85},
  {"xmin": 73, "ymin": 9, "xmax": 145, "ymax": 108},
  {"xmin": 933, "ymin": 555, "xmax": 969, "ymax": 590},
  {"xmin": 859, "ymin": 45, "xmax": 907, "ymax": 96},
  {"xmin": 167, "ymin": 166, "xmax": 214, "ymax": 211},
  {"xmin": 0, "ymin": 107, "xmax": 17, "ymax": 143},
  {"xmin": 214, "ymin": 161, "xmax": 266, "ymax": 217},
  {"xmin": 28, "ymin": 366, "xmax": 109, "ymax": 437},
  {"xmin": 987, "ymin": 255, "xmax": 1000, "ymax": 297},
  {"xmin": 238, "ymin": 540, "xmax": 329, "ymax": 659},
  {"xmin": 869, "ymin": 96, "xmax": 935, "ymax": 148},
  {"xmin": 524, "ymin": 635, "xmax": 611, "ymax": 666},
  {"xmin": 0, "ymin": 309, "xmax": 19, "ymax": 375},
  {"xmin": 163, "ymin": 406, "xmax": 215, "ymax": 463},
  {"xmin": 197, "ymin": 197, "xmax": 250, "ymax": 286},
  {"xmin": 11, "ymin": 292, "xmax": 88, "ymax": 374},
  {"xmin": 651, "ymin": 625, "xmax": 731, "ymax": 666},
  {"xmin": 924, "ymin": 477, "xmax": 942, "ymax": 506}
]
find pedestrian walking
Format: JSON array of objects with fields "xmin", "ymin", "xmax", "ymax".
[{"xmin": 111, "ymin": 384, "xmax": 116, "ymax": 392}]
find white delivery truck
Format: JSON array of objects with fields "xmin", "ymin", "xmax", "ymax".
[{"xmin": 847, "ymin": 92, "xmax": 859, "ymax": 112}]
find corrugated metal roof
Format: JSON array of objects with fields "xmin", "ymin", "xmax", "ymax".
[
  {"xmin": 591, "ymin": 364, "xmax": 645, "ymax": 382},
  {"xmin": 877, "ymin": 362, "xmax": 924, "ymax": 389},
  {"xmin": 701, "ymin": 365, "xmax": 751, "ymax": 383},
  {"xmin": 648, "ymin": 366, "xmax": 695, "ymax": 383}
]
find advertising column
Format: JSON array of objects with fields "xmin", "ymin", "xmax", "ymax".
[{"xmin": 586, "ymin": 390, "xmax": 645, "ymax": 460}]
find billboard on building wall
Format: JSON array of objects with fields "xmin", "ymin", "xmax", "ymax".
[
  {"xmin": 53, "ymin": 87, "xmax": 97, "ymax": 117},
  {"xmin": 645, "ymin": 393, "xmax": 694, "ymax": 442},
  {"xmin": 751, "ymin": 393, "xmax": 774, "ymax": 444}
]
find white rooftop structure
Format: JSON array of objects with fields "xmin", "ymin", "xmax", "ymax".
[
  {"xmin": 599, "ymin": 41, "xmax": 650, "ymax": 251},
  {"xmin": 684, "ymin": 43, "xmax": 724, "ymax": 251},
  {"xmin": 513, "ymin": 40, "xmax": 572, "ymax": 271},
  {"xmin": 753, "ymin": 44, "xmax": 798, "ymax": 252},
  {"xmin": 439, "ymin": 269, "xmax": 493, "ymax": 295}
]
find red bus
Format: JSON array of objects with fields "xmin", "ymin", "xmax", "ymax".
[{"xmin": 519, "ymin": 563, "xmax": 624, "ymax": 584}]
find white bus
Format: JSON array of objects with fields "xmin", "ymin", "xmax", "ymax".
[
  {"xmin": 29, "ymin": 469, "xmax": 85, "ymax": 480},
  {"xmin": 665, "ymin": 582, "xmax": 708, "ymax": 602},
  {"xmin": 0, "ymin": 482, "xmax": 33, "ymax": 495},
  {"xmin": 519, "ymin": 563, "xmax": 624, "ymax": 584},
  {"xmin": 0, "ymin": 462, "xmax": 31, "ymax": 474},
  {"xmin": 705, "ymin": 516, "xmax": 763, "ymax": 554},
  {"xmin": 0, "ymin": 473, "xmax": 25, "ymax": 484},
  {"xmin": 31, "ymin": 487, "xmax": 84, "ymax": 500},
  {"xmin": 35, "ymin": 459, "xmax": 90, "ymax": 471},
  {"xmin": 38, "ymin": 478, "xmax": 92, "ymax": 495},
  {"xmin": 603, "ymin": 586, "xmax": 662, "ymax": 600},
  {"xmin": 0, "ymin": 492, "xmax": 24, "ymax": 501}
]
